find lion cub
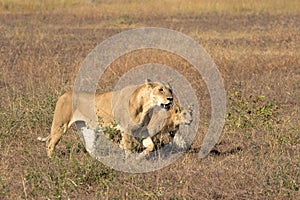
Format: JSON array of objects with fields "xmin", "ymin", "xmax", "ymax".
[
  {"xmin": 124, "ymin": 103, "xmax": 193, "ymax": 156},
  {"xmin": 152, "ymin": 104, "xmax": 193, "ymax": 149}
]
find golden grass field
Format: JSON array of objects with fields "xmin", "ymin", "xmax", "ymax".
[{"xmin": 0, "ymin": 0, "xmax": 299, "ymax": 199}]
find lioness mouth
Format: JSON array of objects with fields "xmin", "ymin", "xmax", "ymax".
[{"xmin": 161, "ymin": 103, "xmax": 172, "ymax": 110}]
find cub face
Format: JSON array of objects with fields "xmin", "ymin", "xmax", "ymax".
[{"xmin": 173, "ymin": 104, "xmax": 193, "ymax": 126}]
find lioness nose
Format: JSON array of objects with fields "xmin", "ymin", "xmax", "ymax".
[{"xmin": 167, "ymin": 97, "xmax": 173, "ymax": 102}]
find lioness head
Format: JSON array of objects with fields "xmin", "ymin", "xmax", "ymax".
[
  {"xmin": 146, "ymin": 80, "xmax": 173, "ymax": 110},
  {"xmin": 173, "ymin": 104, "xmax": 193, "ymax": 126}
]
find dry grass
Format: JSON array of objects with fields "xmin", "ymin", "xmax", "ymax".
[
  {"xmin": 1, "ymin": 0, "xmax": 299, "ymax": 15},
  {"xmin": 0, "ymin": 0, "xmax": 299, "ymax": 199}
]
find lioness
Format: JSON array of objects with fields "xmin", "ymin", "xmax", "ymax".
[{"xmin": 39, "ymin": 80, "xmax": 173, "ymax": 158}]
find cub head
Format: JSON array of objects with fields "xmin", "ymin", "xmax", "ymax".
[
  {"xmin": 172, "ymin": 104, "xmax": 193, "ymax": 126},
  {"xmin": 145, "ymin": 79, "xmax": 173, "ymax": 110}
]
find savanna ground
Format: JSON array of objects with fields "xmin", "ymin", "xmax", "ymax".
[{"xmin": 0, "ymin": 0, "xmax": 299, "ymax": 199}]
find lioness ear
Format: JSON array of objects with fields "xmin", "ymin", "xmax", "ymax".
[
  {"xmin": 145, "ymin": 78, "xmax": 151, "ymax": 84},
  {"xmin": 161, "ymin": 81, "xmax": 172, "ymax": 90},
  {"xmin": 166, "ymin": 82, "xmax": 172, "ymax": 90},
  {"xmin": 145, "ymin": 79, "xmax": 154, "ymax": 88},
  {"xmin": 167, "ymin": 78, "xmax": 173, "ymax": 85}
]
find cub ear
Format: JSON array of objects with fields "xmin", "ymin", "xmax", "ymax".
[
  {"xmin": 188, "ymin": 104, "xmax": 194, "ymax": 113},
  {"xmin": 173, "ymin": 104, "xmax": 181, "ymax": 113}
]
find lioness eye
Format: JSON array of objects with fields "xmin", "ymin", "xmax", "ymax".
[{"xmin": 159, "ymin": 88, "xmax": 164, "ymax": 93}]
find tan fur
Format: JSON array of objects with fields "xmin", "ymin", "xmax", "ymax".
[
  {"xmin": 152, "ymin": 104, "xmax": 193, "ymax": 148},
  {"xmin": 156, "ymin": 104, "xmax": 193, "ymax": 134},
  {"xmin": 125, "ymin": 103, "xmax": 193, "ymax": 154},
  {"xmin": 38, "ymin": 81, "xmax": 173, "ymax": 158}
]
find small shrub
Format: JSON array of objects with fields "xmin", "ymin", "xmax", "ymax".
[{"xmin": 226, "ymin": 84, "xmax": 280, "ymax": 134}]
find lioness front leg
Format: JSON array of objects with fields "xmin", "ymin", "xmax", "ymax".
[
  {"xmin": 46, "ymin": 122, "xmax": 68, "ymax": 157},
  {"xmin": 120, "ymin": 132, "xmax": 134, "ymax": 157},
  {"xmin": 139, "ymin": 137, "xmax": 154, "ymax": 158}
]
